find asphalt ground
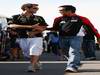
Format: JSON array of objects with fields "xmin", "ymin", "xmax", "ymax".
[
  {"xmin": 0, "ymin": 50, "xmax": 100, "ymax": 75},
  {"xmin": 0, "ymin": 61, "xmax": 100, "ymax": 75}
]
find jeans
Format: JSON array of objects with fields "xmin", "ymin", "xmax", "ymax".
[
  {"xmin": 82, "ymin": 39, "xmax": 96, "ymax": 58},
  {"xmin": 59, "ymin": 36, "xmax": 83, "ymax": 69}
]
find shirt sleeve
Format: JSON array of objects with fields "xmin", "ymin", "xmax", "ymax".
[
  {"xmin": 80, "ymin": 16, "xmax": 100, "ymax": 38},
  {"xmin": 12, "ymin": 15, "xmax": 20, "ymax": 24},
  {"xmin": 38, "ymin": 16, "xmax": 48, "ymax": 26},
  {"xmin": 52, "ymin": 17, "xmax": 61, "ymax": 31}
]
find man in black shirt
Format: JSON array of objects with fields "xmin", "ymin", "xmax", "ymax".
[{"xmin": 9, "ymin": 3, "xmax": 47, "ymax": 72}]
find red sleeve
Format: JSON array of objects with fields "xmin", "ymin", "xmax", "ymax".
[
  {"xmin": 79, "ymin": 16, "xmax": 100, "ymax": 38},
  {"xmin": 52, "ymin": 16, "xmax": 62, "ymax": 31}
]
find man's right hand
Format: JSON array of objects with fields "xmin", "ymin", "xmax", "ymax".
[
  {"xmin": 32, "ymin": 23, "xmax": 40, "ymax": 28},
  {"xmin": 97, "ymin": 38, "xmax": 100, "ymax": 45}
]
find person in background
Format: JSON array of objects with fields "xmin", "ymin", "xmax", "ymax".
[
  {"xmin": 82, "ymin": 24, "xmax": 99, "ymax": 60},
  {"xmin": 0, "ymin": 16, "xmax": 11, "ymax": 60},
  {"xmin": 6, "ymin": 18, "xmax": 20, "ymax": 61},
  {"xmin": 48, "ymin": 32, "xmax": 60, "ymax": 55},
  {"xmin": 9, "ymin": 3, "xmax": 47, "ymax": 72}
]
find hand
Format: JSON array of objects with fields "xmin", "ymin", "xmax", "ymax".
[
  {"xmin": 34, "ymin": 26, "xmax": 46, "ymax": 31},
  {"xmin": 32, "ymin": 23, "xmax": 46, "ymax": 31},
  {"xmin": 32, "ymin": 23, "xmax": 40, "ymax": 28},
  {"xmin": 97, "ymin": 38, "xmax": 100, "ymax": 45}
]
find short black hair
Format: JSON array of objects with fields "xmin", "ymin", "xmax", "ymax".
[{"xmin": 59, "ymin": 5, "xmax": 76, "ymax": 13}]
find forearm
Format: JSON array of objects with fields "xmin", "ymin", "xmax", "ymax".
[
  {"xmin": 8, "ymin": 23, "xmax": 40, "ymax": 29},
  {"xmin": 8, "ymin": 24, "xmax": 32, "ymax": 28}
]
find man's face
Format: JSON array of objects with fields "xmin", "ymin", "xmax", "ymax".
[
  {"xmin": 25, "ymin": 5, "xmax": 39, "ymax": 14},
  {"xmin": 59, "ymin": 7, "xmax": 72, "ymax": 16}
]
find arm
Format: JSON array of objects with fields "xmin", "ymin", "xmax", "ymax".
[
  {"xmin": 8, "ymin": 23, "xmax": 39, "ymax": 29},
  {"xmin": 80, "ymin": 16, "xmax": 100, "ymax": 44},
  {"xmin": 27, "ymin": 24, "xmax": 47, "ymax": 38},
  {"xmin": 27, "ymin": 16, "xmax": 48, "ymax": 37},
  {"xmin": 10, "ymin": 15, "xmax": 40, "ymax": 29},
  {"xmin": 8, "ymin": 24, "xmax": 32, "ymax": 28}
]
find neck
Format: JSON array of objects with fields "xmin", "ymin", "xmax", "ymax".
[
  {"xmin": 23, "ymin": 12, "xmax": 33, "ymax": 17},
  {"xmin": 70, "ymin": 13, "xmax": 76, "ymax": 16},
  {"xmin": 63, "ymin": 13, "xmax": 76, "ymax": 17}
]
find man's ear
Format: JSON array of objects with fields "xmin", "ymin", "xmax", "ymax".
[{"xmin": 23, "ymin": 7, "xmax": 29, "ymax": 11}]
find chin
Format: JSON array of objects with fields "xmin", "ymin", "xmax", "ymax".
[{"xmin": 33, "ymin": 12, "xmax": 37, "ymax": 14}]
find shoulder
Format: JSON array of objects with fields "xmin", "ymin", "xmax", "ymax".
[
  {"xmin": 11, "ymin": 14, "xmax": 21, "ymax": 22},
  {"xmin": 77, "ymin": 15, "xmax": 91, "ymax": 24},
  {"xmin": 12, "ymin": 14, "xmax": 20, "ymax": 19},
  {"xmin": 34, "ymin": 15, "xmax": 46, "ymax": 22},
  {"xmin": 35, "ymin": 15, "xmax": 44, "ymax": 20},
  {"xmin": 77, "ymin": 15, "xmax": 89, "ymax": 21},
  {"xmin": 55, "ymin": 16, "xmax": 62, "ymax": 20},
  {"xmin": 34, "ymin": 15, "xmax": 48, "ymax": 25},
  {"xmin": 54, "ymin": 16, "xmax": 63, "ymax": 23}
]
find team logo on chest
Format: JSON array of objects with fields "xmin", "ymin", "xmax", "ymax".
[
  {"xmin": 60, "ymin": 21, "xmax": 66, "ymax": 24},
  {"xmin": 71, "ymin": 17, "xmax": 78, "ymax": 22}
]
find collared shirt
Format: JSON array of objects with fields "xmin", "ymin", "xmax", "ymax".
[{"xmin": 11, "ymin": 14, "xmax": 47, "ymax": 38}]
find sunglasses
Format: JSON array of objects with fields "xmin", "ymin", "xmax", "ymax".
[{"xmin": 32, "ymin": 7, "xmax": 38, "ymax": 9}]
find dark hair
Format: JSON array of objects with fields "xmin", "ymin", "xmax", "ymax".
[
  {"xmin": 59, "ymin": 5, "xmax": 76, "ymax": 13},
  {"xmin": 21, "ymin": 3, "xmax": 38, "ymax": 11}
]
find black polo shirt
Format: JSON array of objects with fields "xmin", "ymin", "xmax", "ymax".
[{"xmin": 11, "ymin": 14, "xmax": 47, "ymax": 38}]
